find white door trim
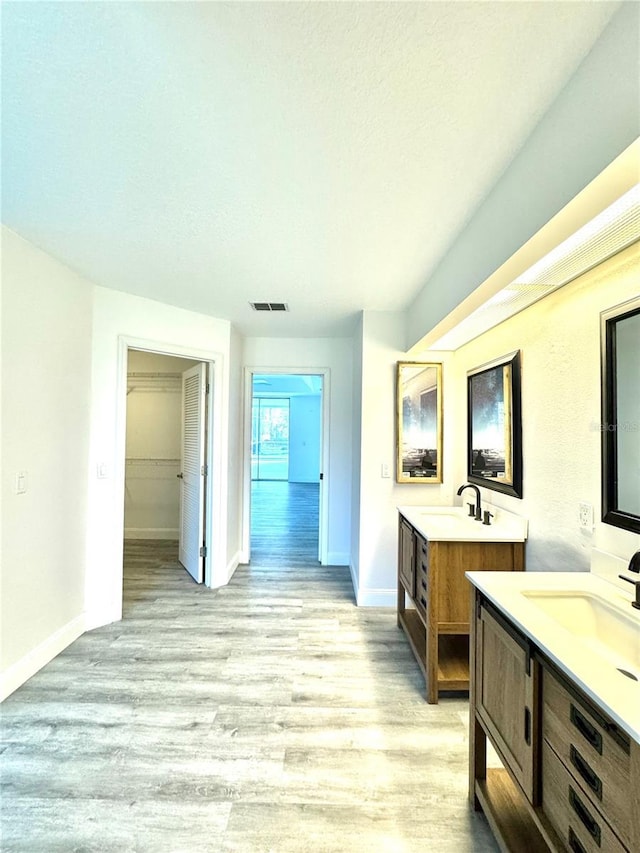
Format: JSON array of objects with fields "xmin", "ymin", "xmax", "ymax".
[
  {"xmin": 117, "ymin": 335, "xmax": 224, "ymax": 591},
  {"xmin": 179, "ymin": 362, "xmax": 207, "ymax": 583},
  {"xmin": 242, "ymin": 366, "xmax": 330, "ymax": 565}
]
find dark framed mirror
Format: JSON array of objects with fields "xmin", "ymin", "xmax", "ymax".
[
  {"xmin": 601, "ymin": 296, "xmax": 640, "ymax": 533},
  {"xmin": 467, "ymin": 350, "xmax": 523, "ymax": 498}
]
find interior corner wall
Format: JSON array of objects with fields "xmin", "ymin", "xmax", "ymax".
[
  {"xmin": 449, "ymin": 242, "xmax": 640, "ymax": 573},
  {"xmin": 350, "ymin": 315, "xmax": 364, "ymax": 589},
  {"xmin": 86, "ymin": 287, "xmax": 233, "ymax": 628},
  {"xmin": 243, "ymin": 337, "xmax": 353, "ymax": 565},
  {"xmin": 355, "ymin": 311, "xmax": 451, "ymax": 606},
  {"xmin": 1, "ymin": 227, "xmax": 93, "ymax": 699},
  {"xmin": 407, "ymin": 3, "xmax": 640, "ymax": 348}
]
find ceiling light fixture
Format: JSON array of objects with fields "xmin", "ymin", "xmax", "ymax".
[{"xmin": 427, "ymin": 184, "xmax": 640, "ymax": 350}]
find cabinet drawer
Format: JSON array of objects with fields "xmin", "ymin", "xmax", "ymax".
[
  {"xmin": 414, "ymin": 533, "xmax": 428, "ymax": 617},
  {"xmin": 542, "ymin": 668, "xmax": 630, "ymax": 847},
  {"xmin": 542, "ymin": 741, "xmax": 627, "ymax": 853}
]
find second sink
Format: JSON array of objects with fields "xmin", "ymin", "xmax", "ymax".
[{"xmin": 522, "ymin": 589, "xmax": 640, "ymax": 674}]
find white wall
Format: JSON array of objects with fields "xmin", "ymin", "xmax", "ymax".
[
  {"xmin": 243, "ymin": 337, "xmax": 353, "ymax": 565},
  {"xmin": 450, "ymin": 242, "xmax": 640, "ymax": 573},
  {"xmin": 352, "ymin": 245, "xmax": 640, "ymax": 606},
  {"xmin": 86, "ymin": 287, "xmax": 233, "ymax": 628},
  {"xmin": 124, "ymin": 350, "xmax": 195, "ymax": 539},
  {"xmin": 1, "ymin": 227, "xmax": 93, "ymax": 699},
  {"xmin": 407, "ymin": 4, "xmax": 640, "ymax": 349},
  {"xmin": 226, "ymin": 326, "xmax": 244, "ymax": 578},
  {"xmin": 350, "ymin": 316, "xmax": 364, "ymax": 588},
  {"xmin": 353, "ymin": 312, "xmax": 450, "ymax": 605},
  {"xmin": 289, "ymin": 395, "xmax": 321, "ymax": 483}
]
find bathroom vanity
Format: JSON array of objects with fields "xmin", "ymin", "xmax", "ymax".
[
  {"xmin": 468, "ymin": 571, "xmax": 640, "ymax": 853},
  {"xmin": 397, "ymin": 506, "xmax": 527, "ymax": 703}
]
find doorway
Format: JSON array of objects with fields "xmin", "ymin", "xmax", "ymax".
[
  {"xmin": 123, "ymin": 349, "xmax": 209, "ymax": 588},
  {"xmin": 247, "ymin": 372, "xmax": 327, "ymax": 566}
]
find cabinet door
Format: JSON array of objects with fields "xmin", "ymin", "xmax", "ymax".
[
  {"xmin": 475, "ymin": 601, "xmax": 538, "ymax": 802},
  {"xmin": 398, "ymin": 518, "xmax": 415, "ymax": 599}
]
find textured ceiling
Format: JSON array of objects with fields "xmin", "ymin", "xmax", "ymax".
[{"xmin": 1, "ymin": 1, "xmax": 620, "ymax": 337}]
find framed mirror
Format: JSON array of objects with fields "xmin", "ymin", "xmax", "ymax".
[
  {"xmin": 601, "ymin": 296, "xmax": 640, "ymax": 533},
  {"xmin": 396, "ymin": 362, "xmax": 443, "ymax": 483},
  {"xmin": 467, "ymin": 350, "xmax": 523, "ymax": 498}
]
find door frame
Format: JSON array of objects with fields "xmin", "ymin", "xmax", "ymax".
[
  {"xmin": 242, "ymin": 367, "xmax": 330, "ymax": 565},
  {"xmin": 117, "ymin": 335, "xmax": 222, "ymax": 589}
]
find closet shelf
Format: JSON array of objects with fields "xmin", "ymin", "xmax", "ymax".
[
  {"xmin": 125, "ymin": 457, "xmax": 180, "ymax": 466},
  {"xmin": 127, "ymin": 372, "xmax": 181, "ymax": 394}
]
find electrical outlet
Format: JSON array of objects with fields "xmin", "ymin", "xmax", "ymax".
[
  {"xmin": 381, "ymin": 463, "xmax": 390, "ymax": 479},
  {"xmin": 578, "ymin": 502, "xmax": 593, "ymax": 530}
]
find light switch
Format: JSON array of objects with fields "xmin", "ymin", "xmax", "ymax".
[
  {"xmin": 97, "ymin": 463, "xmax": 109, "ymax": 479},
  {"xmin": 15, "ymin": 471, "xmax": 27, "ymax": 494}
]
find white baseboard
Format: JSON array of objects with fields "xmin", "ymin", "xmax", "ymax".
[
  {"xmin": 355, "ymin": 587, "xmax": 396, "ymax": 607},
  {"xmin": 347, "ymin": 562, "xmax": 395, "ymax": 607},
  {"xmin": 225, "ymin": 550, "xmax": 243, "ymax": 584},
  {"xmin": 124, "ymin": 527, "xmax": 179, "ymax": 540},
  {"xmin": 0, "ymin": 614, "xmax": 86, "ymax": 702}
]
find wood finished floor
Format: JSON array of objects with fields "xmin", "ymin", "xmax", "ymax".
[
  {"xmin": 1, "ymin": 540, "xmax": 498, "ymax": 853},
  {"xmin": 251, "ymin": 481, "xmax": 320, "ymax": 566}
]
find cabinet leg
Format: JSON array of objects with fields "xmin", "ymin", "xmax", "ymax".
[
  {"xmin": 426, "ymin": 622, "xmax": 438, "ymax": 703},
  {"xmin": 469, "ymin": 717, "xmax": 486, "ymax": 811}
]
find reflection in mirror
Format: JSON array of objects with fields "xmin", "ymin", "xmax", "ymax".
[
  {"xmin": 601, "ymin": 296, "xmax": 640, "ymax": 533},
  {"xmin": 396, "ymin": 362, "xmax": 443, "ymax": 484}
]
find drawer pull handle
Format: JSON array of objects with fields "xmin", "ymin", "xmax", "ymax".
[
  {"xmin": 570, "ymin": 745, "xmax": 602, "ymax": 800},
  {"xmin": 569, "ymin": 787, "xmax": 601, "ymax": 847},
  {"xmin": 570, "ymin": 704, "xmax": 603, "ymax": 755},
  {"xmin": 524, "ymin": 707, "xmax": 531, "ymax": 746},
  {"xmin": 421, "ymin": 579, "xmax": 427, "ymax": 591},
  {"xmin": 419, "ymin": 596, "xmax": 427, "ymax": 608},
  {"xmin": 568, "ymin": 828, "xmax": 587, "ymax": 853}
]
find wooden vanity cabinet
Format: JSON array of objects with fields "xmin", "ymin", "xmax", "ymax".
[
  {"xmin": 470, "ymin": 588, "xmax": 639, "ymax": 853},
  {"xmin": 398, "ymin": 516, "xmax": 416, "ymax": 600},
  {"xmin": 541, "ymin": 665, "xmax": 631, "ymax": 852},
  {"xmin": 475, "ymin": 599, "xmax": 538, "ymax": 802},
  {"xmin": 397, "ymin": 512, "xmax": 524, "ymax": 703}
]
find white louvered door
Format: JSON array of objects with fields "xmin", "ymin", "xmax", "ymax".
[{"xmin": 178, "ymin": 363, "xmax": 206, "ymax": 583}]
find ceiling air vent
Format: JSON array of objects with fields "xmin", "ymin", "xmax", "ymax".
[{"xmin": 250, "ymin": 302, "xmax": 289, "ymax": 312}]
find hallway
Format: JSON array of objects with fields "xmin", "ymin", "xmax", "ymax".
[
  {"xmin": 0, "ymin": 542, "xmax": 497, "ymax": 852},
  {"xmin": 250, "ymin": 480, "xmax": 320, "ymax": 566}
]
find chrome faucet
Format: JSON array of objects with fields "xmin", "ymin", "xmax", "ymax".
[{"xmin": 457, "ymin": 483, "xmax": 482, "ymax": 521}]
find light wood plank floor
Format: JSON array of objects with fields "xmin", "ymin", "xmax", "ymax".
[
  {"xmin": 251, "ymin": 480, "xmax": 320, "ymax": 566},
  {"xmin": 1, "ymin": 541, "xmax": 498, "ymax": 852}
]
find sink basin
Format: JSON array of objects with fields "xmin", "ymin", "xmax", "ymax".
[
  {"xmin": 522, "ymin": 590, "xmax": 640, "ymax": 675},
  {"xmin": 398, "ymin": 505, "xmax": 528, "ymax": 542}
]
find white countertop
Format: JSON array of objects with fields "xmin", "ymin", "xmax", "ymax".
[
  {"xmin": 466, "ymin": 571, "xmax": 640, "ymax": 743},
  {"xmin": 398, "ymin": 505, "xmax": 528, "ymax": 542}
]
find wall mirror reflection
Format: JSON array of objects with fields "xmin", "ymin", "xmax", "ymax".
[
  {"xmin": 467, "ymin": 350, "xmax": 523, "ymax": 498},
  {"xmin": 396, "ymin": 362, "xmax": 443, "ymax": 484},
  {"xmin": 601, "ymin": 296, "xmax": 640, "ymax": 533}
]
